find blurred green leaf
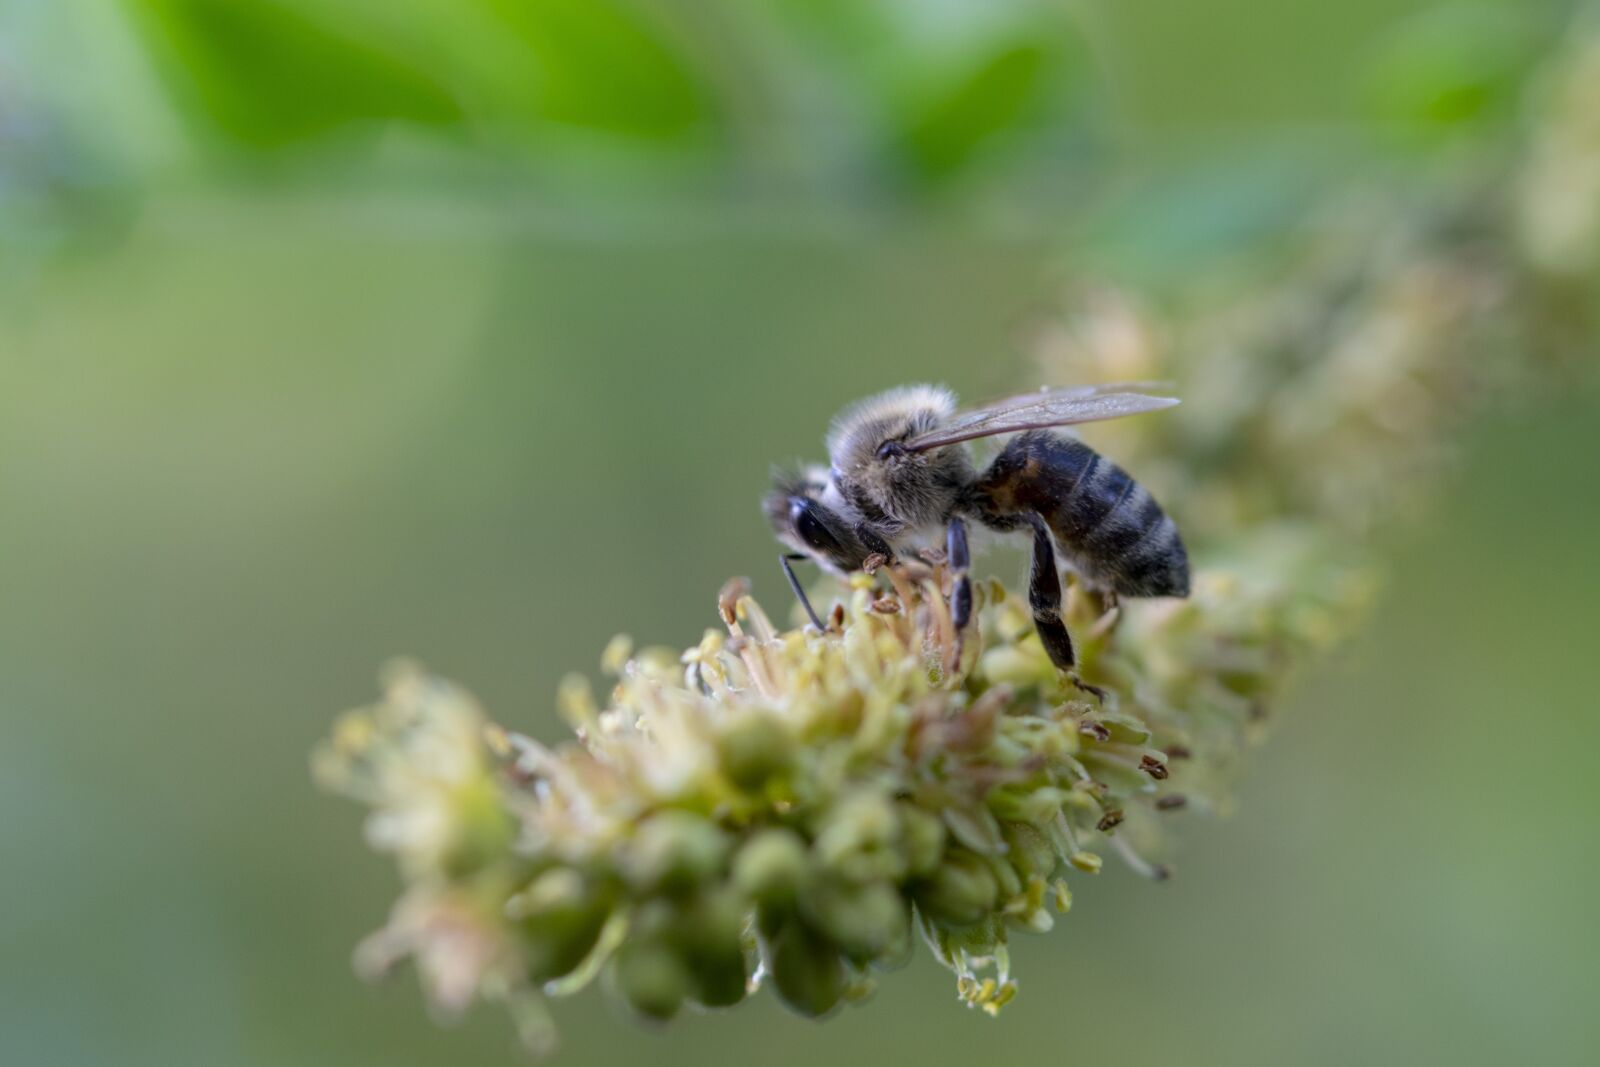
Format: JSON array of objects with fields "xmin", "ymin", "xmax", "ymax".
[
  {"xmin": 477, "ymin": 0, "xmax": 717, "ymax": 141},
  {"xmin": 127, "ymin": 0, "xmax": 463, "ymax": 149},
  {"xmin": 897, "ymin": 39, "xmax": 1061, "ymax": 182},
  {"xmin": 764, "ymin": 2, "xmax": 1099, "ymax": 187},
  {"xmin": 1361, "ymin": 2, "xmax": 1545, "ymax": 148},
  {"xmin": 768, "ymin": 0, "xmax": 895, "ymax": 53}
]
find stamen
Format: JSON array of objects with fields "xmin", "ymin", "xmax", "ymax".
[
  {"xmin": 1108, "ymin": 835, "xmax": 1171, "ymax": 881},
  {"xmin": 718, "ymin": 577, "xmax": 750, "ymax": 626}
]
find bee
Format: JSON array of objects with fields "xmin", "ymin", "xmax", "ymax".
[{"xmin": 764, "ymin": 383, "xmax": 1189, "ymax": 675}]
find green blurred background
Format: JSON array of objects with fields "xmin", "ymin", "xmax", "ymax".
[{"xmin": 2, "ymin": 1, "xmax": 1595, "ymax": 1064}]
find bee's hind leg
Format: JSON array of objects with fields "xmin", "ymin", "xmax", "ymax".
[
  {"xmin": 1024, "ymin": 519, "xmax": 1075, "ymax": 669},
  {"xmin": 1024, "ymin": 519, "xmax": 1107, "ymax": 703}
]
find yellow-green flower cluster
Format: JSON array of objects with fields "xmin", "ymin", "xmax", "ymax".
[
  {"xmin": 314, "ymin": 554, "xmax": 1236, "ymax": 1047},
  {"xmin": 315, "ymin": 504, "xmax": 1373, "ymax": 1051}
]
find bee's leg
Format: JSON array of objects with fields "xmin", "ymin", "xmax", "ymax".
[
  {"xmin": 854, "ymin": 525, "xmax": 896, "ymax": 572},
  {"xmin": 778, "ymin": 553, "xmax": 826, "ymax": 632},
  {"xmin": 1025, "ymin": 518, "xmax": 1075, "ymax": 671},
  {"xmin": 946, "ymin": 516, "xmax": 972, "ymax": 630},
  {"xmin": 1025, "ymin": 519, "xmax": 1106, "ymax": 702}
]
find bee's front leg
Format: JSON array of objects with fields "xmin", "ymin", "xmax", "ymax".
[
  {"xmin": 854, "ymin": 525, "xmax": 896, "ymax": 569},
  {"xmin": 946, "ymin": 516, "xmax": 972, "ymax": 630},
  {"xmin": 778, "ymin": 554, "xmax": 826, "ymax": 632}
]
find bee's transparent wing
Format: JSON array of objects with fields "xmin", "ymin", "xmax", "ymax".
[
  {"xmin": 900, "ymin": 384, "xmax": 1179, "ymax": 453},
  {"xmin": 979, "ymin": 380, "xmax": 1173, "ymax": 407}
]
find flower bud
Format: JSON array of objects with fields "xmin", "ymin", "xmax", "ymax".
[
  {"xmin": 895, "ymin": 802, "xmax": 946, "ymax": 877},
  {"xmin": 989, "ymin": 785, "xmax": 1070, "ymax": 825},
  {"xmin": 985, "ymin": 853, "xmax": 1023, "ymax": 901},
  {"xmin": 510, "ymin": 867, "xmax": 614, "ymax": 984},
  {"xmin": 716, "ymin": 711, "xmax": 793, "ymax": 791},
  {"xmin": 800, "ymin": 878, "xmax": 909, "ymax": 960},
  {"xmin": 941, "ymin": 804, "xmax": 1004, "ymax": 854},
  {"xmin": 622, "ymin": 811, "xmax": 729, "ymax": 895},
  {"xmin": 979, "ymin": 645, "xmax": 1051, "ymax": 689},
  {"xmin": 674, "ymin": 888, "xmax": 750, "ymax": 1008},
  {"xmin": 913, "ymin": 850, "xmax": 999, "ymax": 928},
  {"xmin": 943, "ymin": 915, "xmax": 1003, "ymax": 960},
  {"xmin": 1001, "ymin": 821, "xmax": 1060, "ymax": 881},
  {"xmin": 813, "ymin": 791, "xmax": 903, "ymax": 883},
  {"xmin": 732, "ymin": 827, "xmax": 810, "ymax": 907},
  {"xmin": 611, "ymin": 938, "xmax": 689, "ymax": 1021},
  {"xmin": 766, "ymin": 920, "xmax": 847, "ymax": 1018}
]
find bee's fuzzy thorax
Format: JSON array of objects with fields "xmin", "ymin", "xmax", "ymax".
[
  {"xmin": 823, "ymin": 384, "xmax": 971, "ymax": 534},
  {"xmin": 824, "ymin": 384, "xmax": 956, "ymax": 463}
]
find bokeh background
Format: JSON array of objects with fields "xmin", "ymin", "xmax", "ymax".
[{"xmin": 2, "ymin": 1, "xmax": 1596, "ymax": 1065}]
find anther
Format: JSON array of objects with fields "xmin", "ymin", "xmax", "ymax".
[
  {"xmin": 1078, "ymin": 721, "xmax": 1112, "ymax": 742},
  {"xmin": 718, "ymin": 576, "xmax": 750, "ymax": 626}
]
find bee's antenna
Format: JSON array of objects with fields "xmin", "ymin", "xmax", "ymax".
[{"xmin": 778, "ymin": 554, "xmax": 826, "ymax": 632}]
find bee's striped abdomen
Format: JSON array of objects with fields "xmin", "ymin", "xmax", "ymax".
[{"xmin": 972, "ymin": 430, "xmax": 1189, "ymax": 598}]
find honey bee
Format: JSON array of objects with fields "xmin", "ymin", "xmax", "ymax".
[{"xmin": 765, "ymin": 383, "xmax": 1189, "ymax": 674}]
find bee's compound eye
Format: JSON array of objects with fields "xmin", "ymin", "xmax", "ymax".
[{"xmin": 788, "ymin": 498, "xmax": 839, "ymax": 553}]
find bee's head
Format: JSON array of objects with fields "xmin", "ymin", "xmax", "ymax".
[{"xmin": 764, "ymin": 468, "xmax": 869, "ymax": 574}]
